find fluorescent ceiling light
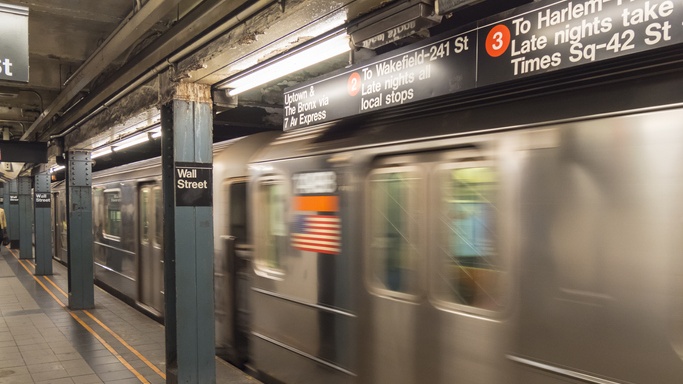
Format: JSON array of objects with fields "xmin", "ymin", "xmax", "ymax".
[
  {"xmin": 91, "ymin": 147, "xmax": 113, "ymax": 159},
  {"xmin": 112, "ymin": 132, "xmax": 149, "ymax": 151},
  {"xmin": 150, "ymin": 126, "xmax": 161, "ymax": 139},
  {"xmin": 90, "ymin": 124, "xmax": 160, "ymax": 157},
  {"xmin": 49, "ymin": 165, "xmax": 65, "ymax": 173},
  {"xmin": 223, "ymin": 33, "xmax": 351, "ymax": 96}
]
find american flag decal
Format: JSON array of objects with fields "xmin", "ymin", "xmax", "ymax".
[{"xmin": 292, "ymin": 214, "xmax": 341, "ymax": 255}]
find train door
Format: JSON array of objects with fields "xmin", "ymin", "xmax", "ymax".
[
  {"xmin": 138, "ymin": 184, "xmax": 164, "ymax": 316},
  {"xmin": 365, "ymin": 158, "xmax": 426, "ymax": 384},
  {"xmin": 52, "ymin": 191, "xmax": 68, "ymax": 263},
  {"xmin": 215, "ymin": 178, "xmax": 250, "ymax": 366},
  {"xmin": 365, "ymin": 148, "xmax": 508, "ymax": 384}
]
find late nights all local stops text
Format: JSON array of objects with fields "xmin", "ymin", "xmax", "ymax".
[{"xmin": 283, "ymin": 0, "xmax": 683, "ymax": 130}]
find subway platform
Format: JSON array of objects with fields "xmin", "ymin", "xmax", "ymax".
[{"xmin": 0, "ymin": 246, "xmax": 260, "ymax": 384}]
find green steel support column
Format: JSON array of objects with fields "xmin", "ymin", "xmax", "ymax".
[
  {"xmin": 34, "ymin": 173, "xmax": 52, "ymax": 275},
  {"xmin": 161, "ymin": 82, "xmax": 215, "ymax": 384},
  {"xmin": 66, "ymin": 150, "xmax": 94, "ymax": 309},
  {"xmin": 8, "ymin": 179, "xmax": 18, "ymax": 249},
  {"xmin": 18, "ymin": 176, "xmax": 32, "ymax": 259}
]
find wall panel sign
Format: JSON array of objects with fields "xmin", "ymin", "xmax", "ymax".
[
  {"xmin": 0, "ymin": 3, "xmax": 28, "ymax": 82},
  {"xmin": 35, "ymin": 192, "xmax": 50, "ymax": 208},
  {"xmin": 175, "ymin": 162, "xmax": 212, "ymax": 206},
  {"xmin": 283, "ymin": 0, "xmax": 683, "ymax": 129}
]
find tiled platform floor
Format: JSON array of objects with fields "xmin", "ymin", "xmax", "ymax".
[{"xmin": 0, "ymin": 246, "xmax": 260, "ymax": 384}]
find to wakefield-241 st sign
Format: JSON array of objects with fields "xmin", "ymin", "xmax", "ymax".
[{"xmin": 283, "ymin": 0, "xmax": 683, "ymax": 130}]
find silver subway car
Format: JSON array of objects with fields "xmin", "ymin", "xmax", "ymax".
[
  {"xmin": 53, "ymin": 157, "xmax": 165, "ymax": 317},
  {"xmin": 50, "ymin": 132, "xmax": 277, "ymax": 366},
  {"xmin": 246, "ymin": 68, "xmax": 683, "ymax": 382},
  {"xmin": 52, "ymin": 62, "xmax": 683, "ymax": 384}
]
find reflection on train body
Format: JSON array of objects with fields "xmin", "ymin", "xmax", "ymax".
[{"xmin": 51, "ymin": 65, "xmax": 683, "ymax": 384}]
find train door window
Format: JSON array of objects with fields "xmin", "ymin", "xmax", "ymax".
[
  {"xmin": 53, "ymin": 192, "xmax": 68, "ymax": 255},
  {"xmin": 104, "ymin": 189, "xmax": 122, "ymax": 240},
  {"xmin": 434, "ymin": 164, "xmax": 501, "ymax": 311},
  {"xmin": 228, "ymin": 180, "xmax": 247, "ymax": 244},
  {"xmin": 255, "ymin": 178, "xmax": 286, "ymax": 272},
  {"xmin": 51, "ymin": 193, "xmax": 58, "ymax": 243},
  {"xmin": 140, "ymin": 188, "xmax": 150, "ymax": 244},
  {"xmin": 367, "ymin": 167, "xmax": 421, "ymax": 296},
  {"xmin": 154, "ymin": 187, "xmax": 162, "ymax": 246},
  {"xmin": 59, "ymin": 194, "xmax": 67, "ymax": 249}
]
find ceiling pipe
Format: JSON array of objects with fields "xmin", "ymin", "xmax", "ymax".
[
  {"xmin": 21, "ymin": 0, "xmax": 184, "ymax": 141},
  {"xmin": 18, "ymin": 90, "xmax": 43, "ymax": 112},
  {"xmin": 48, "ymin": 0, "xmax": 276, "ymax": 141}
]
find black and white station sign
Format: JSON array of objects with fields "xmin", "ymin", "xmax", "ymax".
[
  {"xmin": 477, "ymin": 0, "xmax": 683, "ymax": 85},
  {"xmin": 283, "ymin": 0, "xmax": 683, "ymax": 129},
  {"xmin": 175, "ymin": 162, "xmax": 212, "ymax": 207}
]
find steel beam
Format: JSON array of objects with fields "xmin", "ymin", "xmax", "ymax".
[
  {"xmin": 43, "ymin": 0, "xmax": 264, "ymax": 143},
  {"xmin": 161, "ymin": 82, "xmax": 215, "ymax": 383},
  {"xmin": 21, "ymin": 0, "xmax": 184, "ymax": 141},
  {"xmin": 66, "ymin": 150, "xmax": 94, "ymax": 309},
  {"xmin": 34, "ymin": 173, "xmax": 52, "ymax": 275}
]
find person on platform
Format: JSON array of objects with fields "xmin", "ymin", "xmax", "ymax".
[{"xmin": 0, "ymin": 207, "xmax": 6, "ymax": 247}]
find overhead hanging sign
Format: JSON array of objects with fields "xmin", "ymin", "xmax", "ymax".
[
  {"xmin": 477, "ymin": 0, "xmax": 683, "ymax": 85},
  {"xmin": 283, "ymin": 29, "xmax": 476, "ymax": 130},
  {"xmin": 0, "ymin": 141, "xmax": 47, "ymax": 163},
  {"xmin": 284, "ymin": 0, "xmax": 683, "ymax": 130},
  {"xmin": 0, "ymin": 3, "xmax": 28, "ymax": 83},
  {"xmin": 435, "ymin": 0, "xmax": 483, "ymax": 15},
  {"xmin": 349, "ymin": 0, "xmax": 442, "ymax": 50}
]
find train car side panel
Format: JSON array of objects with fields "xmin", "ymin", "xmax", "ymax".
[
  {"xmin": 93, "ymin": 182, "xmax": 139, "ymax": 300},
  {"xmin": 250, "ymin": 154, "xmax": 356, "ymax": 384}
]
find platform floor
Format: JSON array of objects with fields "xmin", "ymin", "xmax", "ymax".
[{"xmin": 0, "ymin": 246, "xmax": 260, "ymax": 384}]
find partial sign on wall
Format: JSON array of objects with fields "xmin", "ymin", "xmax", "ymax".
[{"xmin": 0, "ymin": 3, "xmax": 28, "ymax": 82}]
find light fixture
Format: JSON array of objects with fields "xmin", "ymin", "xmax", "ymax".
[
  {"xmin": 91, "ymin": 147, "xmax": 113, "ymax": 159},
  {"xmin": 221, "ymin": 32, "xmax": 351, "ymax": 96},
  {"xmin": 49, "ymin": 165, "xmax": 65, "ymax": 173},
  {"xmin": 112, "ymin": 132, "xmax": 149, "ymax": 152},
  {"xmin": 87, "ymin": 124, "xmax": 161, "ymax": 158},
  {"xmin": 149, "ymin": 126, "xmax": 161, "ymax": 139}
]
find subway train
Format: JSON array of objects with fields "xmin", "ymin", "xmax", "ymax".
[{"xmin": 51, "ymin": 44, "xmax": 683, "ymax": 384}]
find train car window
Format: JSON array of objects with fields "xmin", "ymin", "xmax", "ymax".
[
  {"xmin": 368, "ymin": 168, "xmax": 421, "ymax": 296},
  {"xmin": 57, "ymin": 194, "xmax": 67, "ymax": 253},
  {"xmin": 228, "ymin": 181, "xmax": 247, "ymax": 243},
  {"xmin": 434, "ymin": 165, "xmax": 501, "ymax": 311},
  {"xmin": 154, "ymin": 187, "xmax": 162, "ymax": 246},
  {"xmin": 255, "ymin": 179, "xmax": 286, "ymax": 272},
  {"xmin": 141, "ymin": 189, "xmax": 150, "ymax": 244},
  {"xmin": 104, "ymin": 190, "xmax": 122, "ymax": 239}
]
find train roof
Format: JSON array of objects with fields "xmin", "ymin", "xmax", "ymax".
[{"xmin": 85, "ymin": 133, "xmax": 278, "ymax": 184}]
